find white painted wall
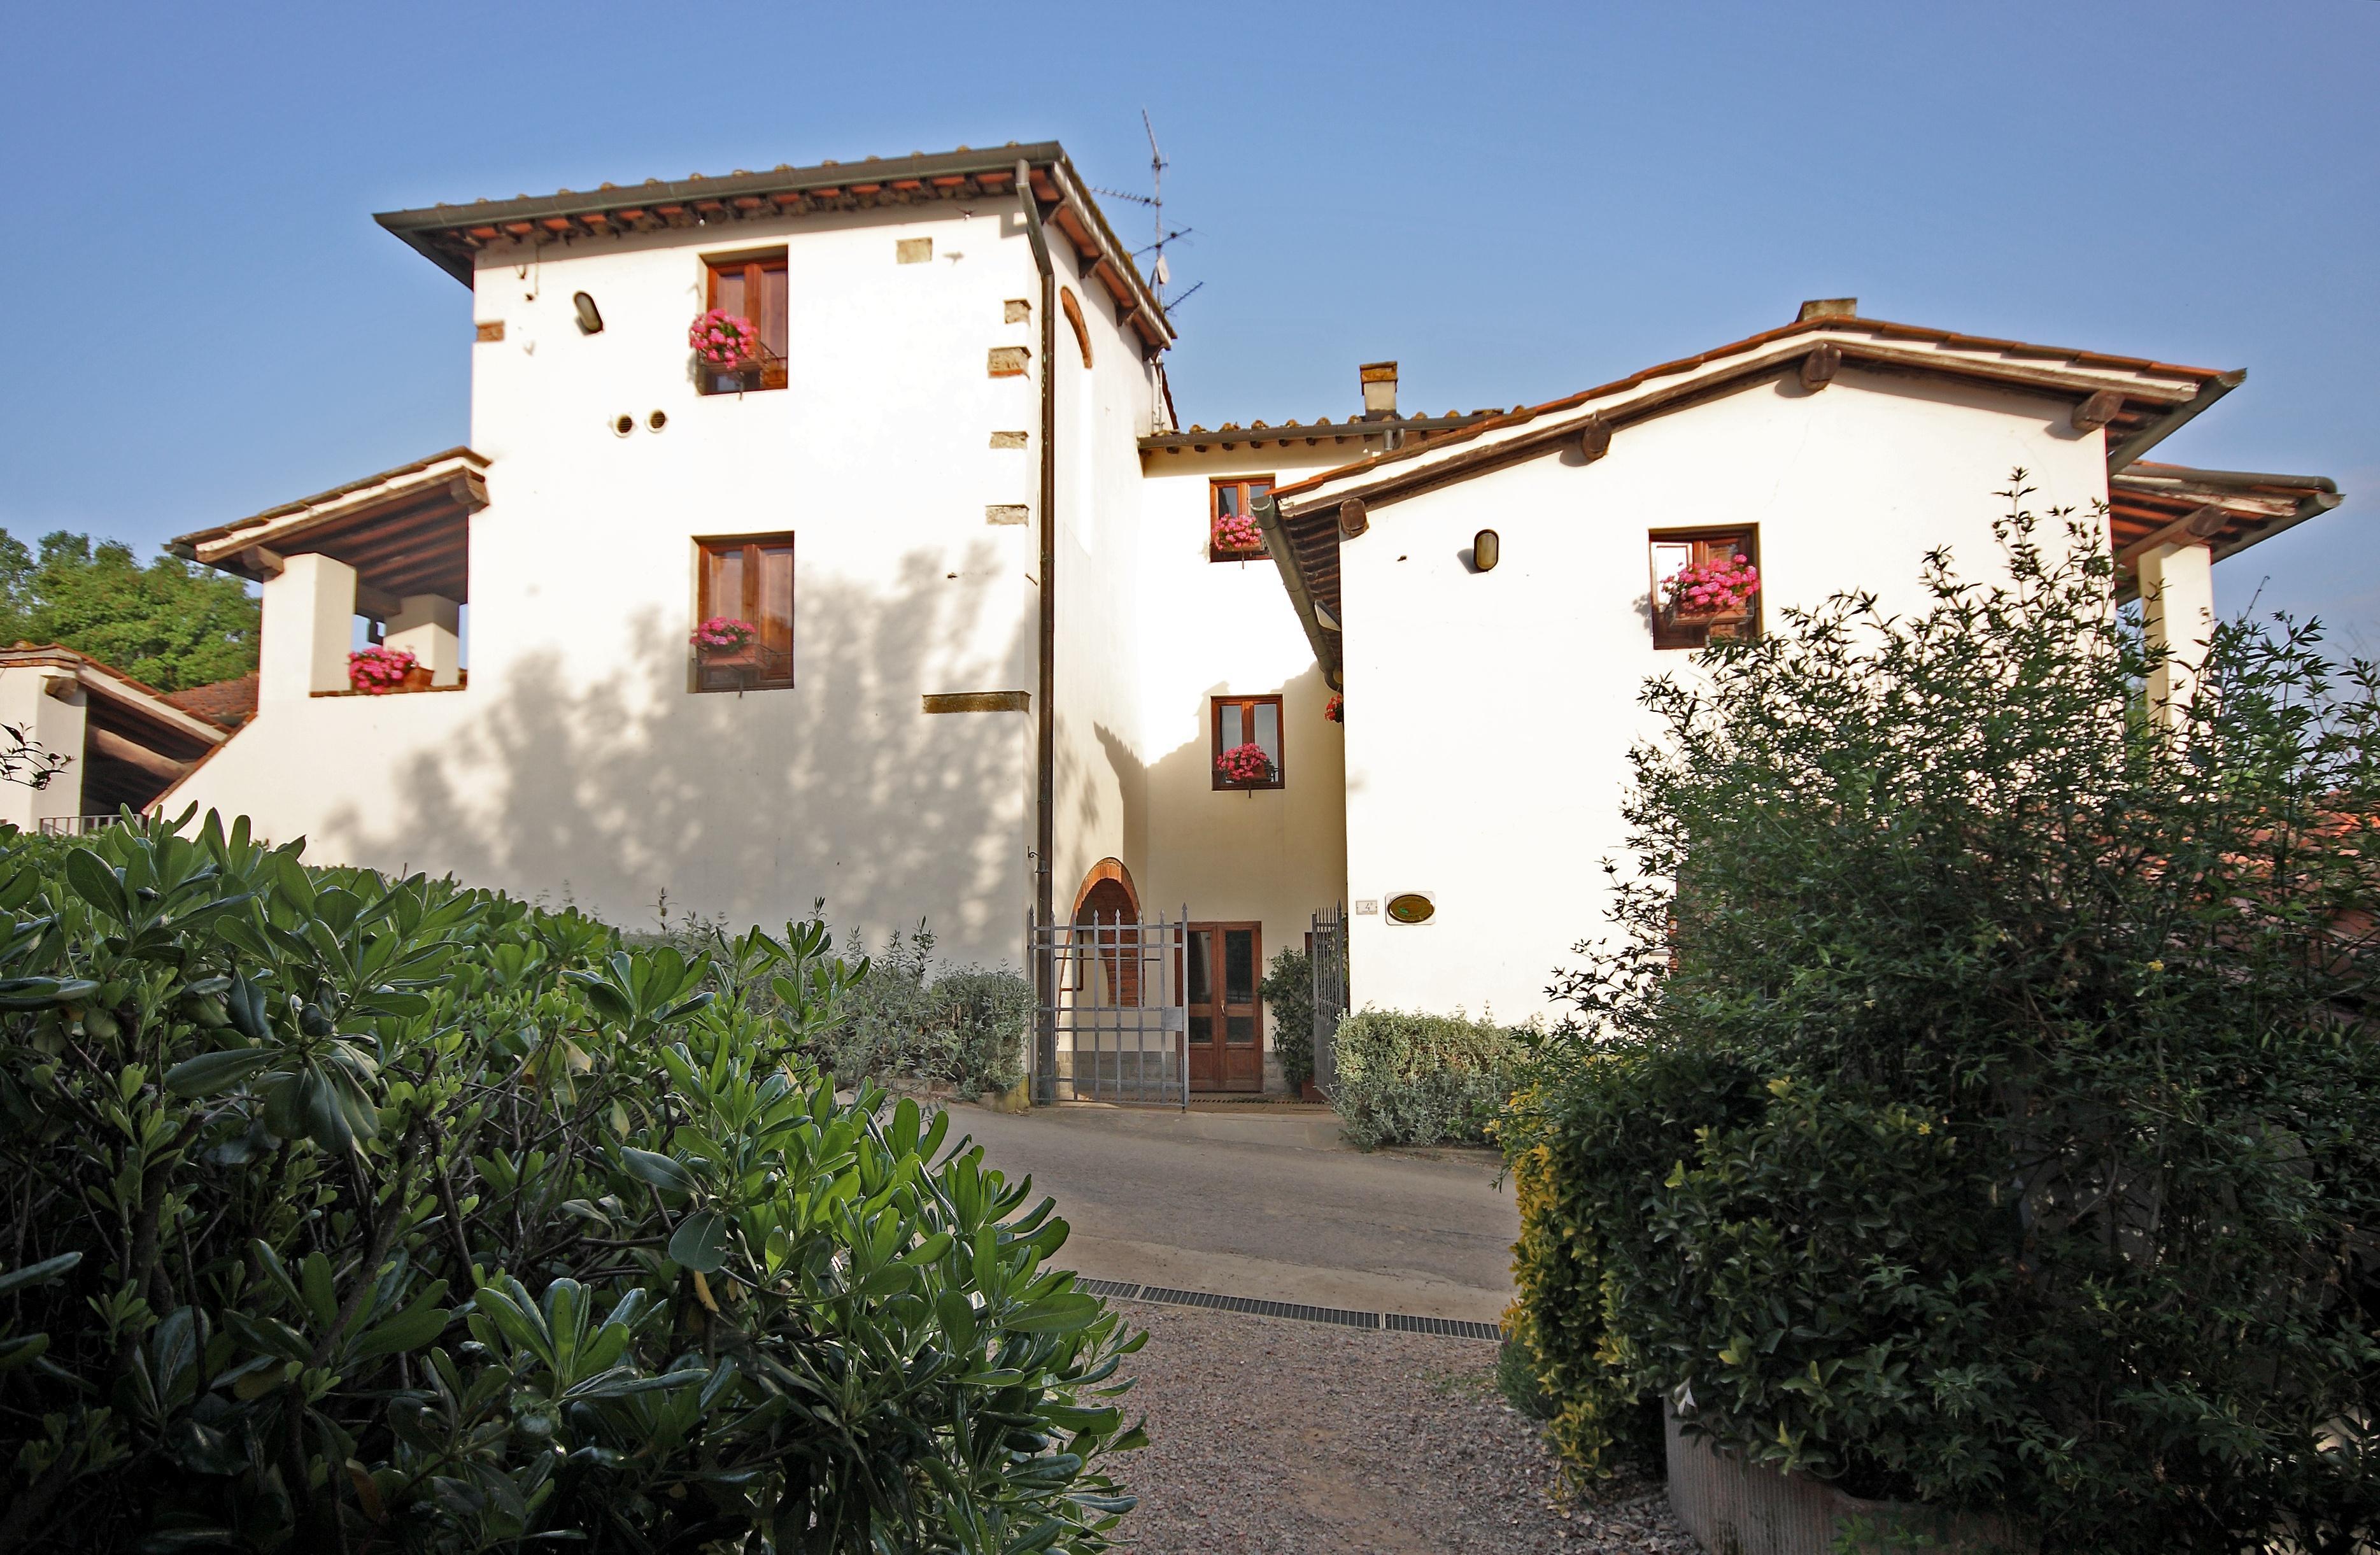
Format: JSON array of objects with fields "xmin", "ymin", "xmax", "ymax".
[
  {"xmin": 1336, "ymin": 368, "xmax": 2112, "ymax": 1023},
  {"xmin": 169, "ymin": 203, "xmax": 1049, "ymax": 963},
  {"xmin": 1136, "ymin": 444, "xmax": 1356, "ymax": 1081},
  {"xmin": 0, "ymin": 669, "xmax": 87, "ymax": 830},
  {"xmin": 1047, "ymin": 264, "xmax": 1162, "ymax": 928}
]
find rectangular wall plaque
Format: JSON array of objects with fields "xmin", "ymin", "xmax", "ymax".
[{"xmin": 923, "ymin": 692, "xmax": 1030, "ymax": 714}]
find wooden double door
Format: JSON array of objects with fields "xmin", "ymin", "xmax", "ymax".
[{"xmin": 1185, "ymin": 921, "xmax": 1263, "ymax": 1092}]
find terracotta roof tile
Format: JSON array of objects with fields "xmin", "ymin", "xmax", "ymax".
[{"xmin": 162, "ymin": 672, "xmax": 260, "ymax": 730}]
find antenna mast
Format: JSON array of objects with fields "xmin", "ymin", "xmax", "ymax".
[
  {"xmin": 1091, "ymin": 109, "xmax": 1193, "ymax": 312},
  {"xmin": 1144, "ymin": 110, "xmax": 1166, "ymax": 301}
]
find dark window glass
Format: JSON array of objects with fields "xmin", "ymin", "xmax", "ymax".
[{"xmin": 1224, "ymin": 928, "xmax": 1255, "ymax": 1005}]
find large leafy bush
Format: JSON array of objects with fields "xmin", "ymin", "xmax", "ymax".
[
  {"xmin": 1331, "ymin": 1008, "xmax": 1525, "ymax": 1149},
  {"xmin": 1259, "ymin": 946, "xmax": 1313, "ymax": 1093},
  {"xmin": 0, "ymin": 815, "xmax": 1142, "ymax": 1551},
  {"xmin": 1503, "ymin": 485, "xmax": 2380, "ymax": 1552}
]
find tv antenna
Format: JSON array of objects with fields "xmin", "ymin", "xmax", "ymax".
[{"xmin": 1091, "ymin": 110, "xmax": 1194, "ymax": 311}]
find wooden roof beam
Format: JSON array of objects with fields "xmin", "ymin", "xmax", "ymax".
[
  {"xmin": 2115, "ymin": 503, "xmax": 2228, "ymax": 567},
  {"xmin": 2072, "ymin": 388, "xmax": 2127, "ymax": 433}
]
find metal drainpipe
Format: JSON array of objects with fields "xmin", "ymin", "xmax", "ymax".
[{"xmin": 1017, "ymin": 159, "xmax": 1058, "ymax": 1096}]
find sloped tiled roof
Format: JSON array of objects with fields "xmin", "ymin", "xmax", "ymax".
[
  {"xmin": 375, "ymin": 143, "xmax": 1175, "ymax": 355},
  {"xmin": 1259, "ymin": 308, "xmax": 2253, "ymax": 679},
  {"xmin": 1138, "ymin": 409, "xmax": 1499, "ymax": 453},
  {"xmin": 162, "ymin": 672, "xmax": 260, "ymax": 730}
]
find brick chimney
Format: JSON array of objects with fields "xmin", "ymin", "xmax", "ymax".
[{"xmin": 1359, "ymin": 360, "xmax": 1398, "ymax": 419}]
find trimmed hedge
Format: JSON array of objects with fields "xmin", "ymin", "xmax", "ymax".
[
  {"xmin": 1329, "ymin": 1007, "xmax": 1526, "ymax": 1149},
  {"xmin": 0, "ymin": 815, "xmax": 1143, "ymax": 1551}
]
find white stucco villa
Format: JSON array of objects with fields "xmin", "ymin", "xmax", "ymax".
[{"xmin": 25, "ymin": 141, "xmax": 2339, "ymax": 1096}]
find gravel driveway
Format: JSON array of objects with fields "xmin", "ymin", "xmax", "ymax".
[{"xmin": 1107, "ymin": 1302, "xmax": 1694, "ymax": 1554}]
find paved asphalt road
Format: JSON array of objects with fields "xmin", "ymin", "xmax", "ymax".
[{"xmin": 936, "ymin": 1104, "xmax": 1520, "ymax": 1323}]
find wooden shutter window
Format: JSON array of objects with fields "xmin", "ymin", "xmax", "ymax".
[
  {"xmin": 699, "ymin": 252, "xmax": 790, "ymax": 394},
  {"xmin": 1211, "ymin": 694, "xmax": 1285, "ymax": 790},
  {"xmin": 1208, "ymin": 477, "xmax": 1275, "ymax": 562},
  {"xmin": 695, "ymin": 532, "xmax": 795, "ymax": 690},
  {"xmin": 1648, "ymin": 526, "xmax": 1761, "ymax": 651}
]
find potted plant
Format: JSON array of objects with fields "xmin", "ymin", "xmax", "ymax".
[
  {"xmin": 1211, "ymin": 510, "xmax": 1264, "ymax": 557},
  {"xmin": 690, "ymin": 616, "xmax": 758, "ymax": 664},
  {"xmin": 1324, "ymin": 693, "xmax": 1343, "ymax": 725},
  {"xmin": 1663, "ymin": 552, "xmax": 1760, "ymax": 636},
  {"xmin": 1215, "ymin": 741, "xmax": 1275, "ymax": 788},
  {"xmin": 688, "ymin": 309, "xmax": 761, "ymax": 371},
  {"xmin": 346, "ymin": 645, "xmax": 419, "ymax": 695}
]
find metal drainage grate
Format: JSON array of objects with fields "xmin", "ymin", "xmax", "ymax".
[
  {"xmin": 1136, "ymin": 1286, "xmax": 1382, "ymax": 1329},
  {"xmin": 1386, "ymin": 1312, "xmax": 1505, "ymax": 1342},
  {"xmin": 1078, "ymin": 1279, "xmax": 1504, "ymax": 1340}
]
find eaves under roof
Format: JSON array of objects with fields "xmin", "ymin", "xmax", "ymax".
[
  {"xmin": 1258, "ymin": 309, "xmax": 2253, "ymax": 681},
  {"xmin": 169, "ymin": 448, "xmax": 488, "ymax": 607},
  {"xmin": 376, "ymin": 142, "xmax": 1175, "ymax": 355},
  {"xmin": 2108, "ymin": 461, "xmax": 2342, "ymax": 599}
]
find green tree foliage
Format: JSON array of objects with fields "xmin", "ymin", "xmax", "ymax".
[
  {"xmin": 0, "ymin": 814, "xmax": 1144, "ymax": 1551},
  {"xmin": 1503, "ymin": 481, "xmax": 2379, "ymax": 1552},
  {"xmin": 0, "ymin": 530, "xmax": 259, "ymax": 690}
]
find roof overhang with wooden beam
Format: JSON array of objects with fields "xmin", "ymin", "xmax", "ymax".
[
  {"xmin": 1256, "ymin": 313, "xmax": 2248, "ymax": 678},
  {"xmin": 2108, "ymin": 462, "xmax": 2342, "ymax": 600},
  {"xmin": 0, "ymin": 646, "xmax": 230, "ymax": 816},
  {"xmin": 168, "ymin": 448, "xmax": 488, "ymax": 609},
  {"xmin": 374, "ymin": 143, "xmax": 1175, "ymax": 357}
]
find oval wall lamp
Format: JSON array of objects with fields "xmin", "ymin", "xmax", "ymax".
[
  {"xmin": 572, "ymin": 292, "xmax": 604, "ymax": 334},
  {"xmin": 1472, "ymin": 529, "xmax": 1500, "ymax": 572}
]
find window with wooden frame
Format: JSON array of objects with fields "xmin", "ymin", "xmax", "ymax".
[
  {"xmin": 1211, "ymin": 695, "xmax": 1284, "ymax": 790},
  {"xmin": 1208, "ymin": 477, "xmax": 1273, "ymax": 562},
  {"xmin": 699, "ymin": 250, "xmax": 790, "ymax": 394},
  {"xmin": 1648, "ymin": 526, "xmax": 1761, "ymax": 650},
  {"xmin": 693, "ymin": 533, "xmax": 795, "ymax": 691}
]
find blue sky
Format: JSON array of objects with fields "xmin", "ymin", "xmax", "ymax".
[{"xmin": 3, "ymin": 1, "xmax": 2372, "ymax": 648}]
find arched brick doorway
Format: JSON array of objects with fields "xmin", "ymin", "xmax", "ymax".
[{"xmin": 1073, "ymin": 860, "xmax": 1142, "ymax": 1006}]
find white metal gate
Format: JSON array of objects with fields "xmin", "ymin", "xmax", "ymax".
[{"xmin": 1030, "ymin": 910, "xmax": 1189, "ymax": 1107}]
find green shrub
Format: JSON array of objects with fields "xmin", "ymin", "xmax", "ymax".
[
  {"xmin": 682, "ymin": 918, "xmax": 1029, "ymax": 1096},
  {"xmin": 823, "ymin": 924, "xmax": 1028, "ymax": 1095},
  {"xmin": 0, "ymin": 814, "xmax": 1142, "ymax": 1551},
  {"xmin": 1503, "ymin": 485, "xmax": 2380, "ymax": 1552},
  {"xmin": 1260, "ymin": 945, "xmax": 1314, "ymax": 1091},
  {"xmin": 1330, "ymin": 1007, "xmax": 1525, "ymax": 1149}
]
